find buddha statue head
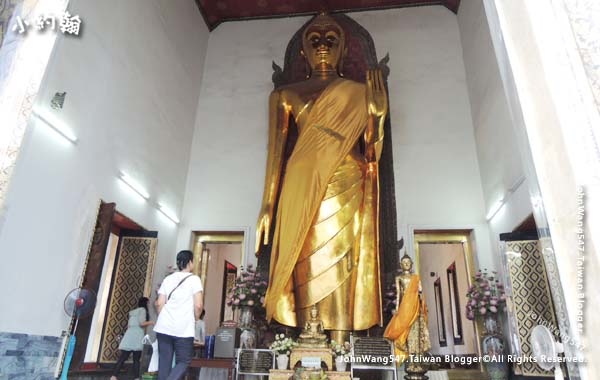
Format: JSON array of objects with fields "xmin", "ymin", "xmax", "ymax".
[
  {"xmin": 400, "ymin": 254, "xmax": 413, "ymax": 273},
  {"xmin": 310, "ymin": 304, "xmax": 319, "ymax": 319},
  {"xmin": 301, "ymin": 13, "xmax": 346, "ymax": 76}
]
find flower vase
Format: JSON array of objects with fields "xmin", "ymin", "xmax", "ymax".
[
  {"xmin": 335, "ymin": 356, "xmax": 347, "ymax": 372},
  {"xmin": 480, "ymin": 315, "xmax": 508, "ymax": 380},
  {"xmin": 239, "ymin": 306, "xmax": 254, "ymax": 328},
  {"xmin": 238, "ymin": 306, "xmax": 257, "ymax": 349},
  {"xmin": 277, "ymin": 354, "xmax": 289, "ymax": 370}
]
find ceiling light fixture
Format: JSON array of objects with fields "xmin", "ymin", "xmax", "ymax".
[
  {"xmin": 32, "ymin": 111, "xmax": 78, "ymax": 143},
  {"xmin": 158, "ymin": 204, "xmax": 180, "ymax": 224},
  {"xmin": 486, "ymin": 176, "xmax": 527, "ymax": 221},
  {"xmin": 118, "ymin": 172, "xmax": 150, "ymax": 200},
  {"xmin": 486, "ymin": 198, "xmax": 505, "ymax": 221}
]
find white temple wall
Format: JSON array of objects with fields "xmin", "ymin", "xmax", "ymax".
[
  {"xmin": 484, "ymin": 1, "xmax": 598, "ymax": 376},
  {"xmin": 457, "ymin": 0, "xmax": 532, "ymax": 272},
  {"xmin": 0, "ymin": 0, "xmax": 208, "ymax": 336},
  {"xmin": 178, "ymin": 6, "xmax": 495, "ymax": 271}
]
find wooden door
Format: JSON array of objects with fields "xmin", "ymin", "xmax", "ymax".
[{"xmin": 99, "ymin": 230, "xmax": 157, "ymax": 363}]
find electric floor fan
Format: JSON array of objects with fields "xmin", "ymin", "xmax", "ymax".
[
  {"xmin": 59, "ymin": 287, "xmax": 97, "ymax": 380},
  {"xmin": 530, "ymin": 325, "xmax": 564, "ymax": 380}
]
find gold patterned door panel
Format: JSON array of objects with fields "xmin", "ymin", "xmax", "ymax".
[
  {"xmin": 99, "ymin": 234, "xmax": 157, "ymax": 363},
  {"xmin": 502, "ymin": 239, "xmax": 557, "ymax": 377}
]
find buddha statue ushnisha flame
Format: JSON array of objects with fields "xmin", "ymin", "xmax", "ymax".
[{"xmin": 255, "ymin": 13, "xmax": 388, "ymax": 341}]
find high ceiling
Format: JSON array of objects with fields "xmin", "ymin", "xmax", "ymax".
[{"xmin": 195, "ymin": 0, "xmax": 461, "ymax": 30}]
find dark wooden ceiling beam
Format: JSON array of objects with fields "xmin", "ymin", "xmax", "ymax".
[{"xmin": 194, "ymin": 0, "xmax": 461, "ymax": 31}]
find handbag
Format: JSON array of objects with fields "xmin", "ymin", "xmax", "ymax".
[
  {"xmin": 148, "ymin": 339, "xmax": 159, "ymax": 372},
  {"xmin": 142, "ymin": 334, "xmax": 152, "ymax": 345}
]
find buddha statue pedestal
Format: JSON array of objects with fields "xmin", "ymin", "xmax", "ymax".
[
  {"xmin": 289, "ymin": 347, "xmax": 333, "ymax": 371},
  {"xmin": 268, "ymin": 369, "xmax": 351, "ymax": 380},
  {"xmin": 269, "ymin": 346, "xmax": 350, "ymax": 379}
]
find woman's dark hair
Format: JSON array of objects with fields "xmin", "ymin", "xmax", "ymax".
[
  {"xmin": 138, "ymin": 297, "xmax": 150, "ymax": 321},
  {"xmin": 176, "ymin": 250, "xmax": 194, "ymax": 271}
]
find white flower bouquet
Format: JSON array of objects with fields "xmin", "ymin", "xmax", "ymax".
[
  {"xmin": 270, "ymin": 333, "xmax": 297, "ymax": 355},
  {"xmin": 330, "ymin": 340, "xmax": 351, "ymax": 359}
]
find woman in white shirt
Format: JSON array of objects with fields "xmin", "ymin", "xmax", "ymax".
[{"xmin": 154, "ymin": 250, "xmax": 204, "ymax": 380}]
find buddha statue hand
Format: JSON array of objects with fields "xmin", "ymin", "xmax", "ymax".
[
  {"xmin": 365, "ymin": 68, "xmax": 388, "ymax": 162},
  {"xmin": 366, "ymin": 68, "xmax": 388, "ymax": 119},
  {"xmin": 255, "ymin": 203, "xmax": 274, "ymax": 253}
]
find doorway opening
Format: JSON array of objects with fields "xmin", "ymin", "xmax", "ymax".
[
  {"xmin": 191, "ymin": 231, "xmax": 244, "ymax": 337},
  {"xmin": 71, "ymin": 201, "xmax": 158, "ymax": 372},
  {"xmin": 413, "ymin": 230, "xmax": 484, "ymax": 379},
  {"xmin": 84, "ymin": 210, "xmax": 144, "ymax": 363}
]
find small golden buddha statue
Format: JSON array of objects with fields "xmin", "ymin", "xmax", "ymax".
[
  {"xmin": 298, "ymin": 305, "xmax": 328, "ymax": 347},
  {"xmin": 384, "ymin": 254, "xmax": 431, "ymax": 372}
]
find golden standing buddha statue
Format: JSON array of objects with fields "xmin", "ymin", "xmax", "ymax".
[
  {"xmin": 255, "ymin": 13, "xmax": 388, "ymax": 341},
  {"xmin": 384, "ymin": 254, "xmax": 431, "ymax": 371}
]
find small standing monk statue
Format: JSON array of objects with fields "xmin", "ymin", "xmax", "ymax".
[
  {"xmin": 298, "ymin": 305, "xmax": 328, "ymax": 348},
  {"xmin": 384, "ymin": 254, "xmax": 431, "ymax": 379},
  {"xmin": 255, "ymin": 12, "xmax": 388, "ymax": 344}
]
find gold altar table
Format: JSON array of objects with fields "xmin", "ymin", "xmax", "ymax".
[{"xmin": 268, "ymin": 369, "xmax": 351, "ymax": 380}]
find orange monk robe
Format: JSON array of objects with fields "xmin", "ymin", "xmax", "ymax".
[{"xmin": 384, "ymin": 274, "xmax": 428, "ymax": 360}]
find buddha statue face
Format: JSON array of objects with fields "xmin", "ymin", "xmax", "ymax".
[
  {"xmin": 301, "ymin": 14, "xmax": 345, "ymax": 72},
  {"xmin": 400, "ymin": 255, "xmax": 413, "ymax": 272},
  {"xmin": 310, "ymin": 305, "xmax": 318, "ymax": 318}
]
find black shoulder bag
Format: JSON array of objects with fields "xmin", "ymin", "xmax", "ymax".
[{"xmin": 167, "ymin": 274, "xmax": 193, "ymax": 301}]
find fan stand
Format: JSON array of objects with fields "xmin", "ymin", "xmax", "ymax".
[
  {"xmin": 60, "ymin": 311, "xmax": 81, "ymax": 380},
  {"xmin": 553, "ymin": 364, "xmax": 564, "ymax": 380}
]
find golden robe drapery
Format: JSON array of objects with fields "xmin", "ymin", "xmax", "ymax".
[{"xmin": 265, "ymin": 78, "xmax": 382, "ymax": 330}]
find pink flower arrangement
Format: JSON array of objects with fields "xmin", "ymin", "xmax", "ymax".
[
  {"xmin": 226, "ymin": 265, "xmax": 268, "ymax": 311},
  {"xmin": 465, "ymin": 269, "xmax": 507, "ymax": 321}
]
